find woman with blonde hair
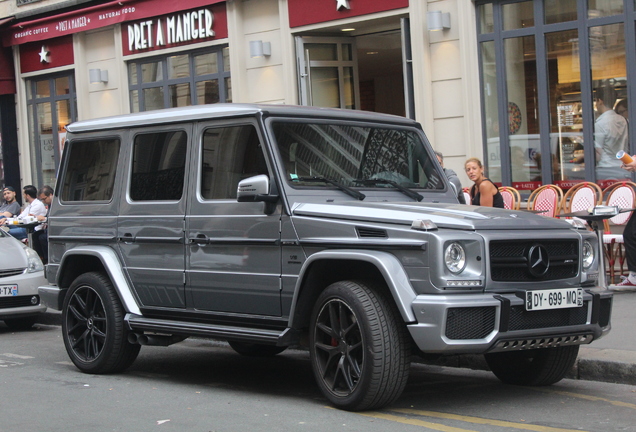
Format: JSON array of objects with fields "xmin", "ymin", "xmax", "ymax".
[{"xmin": 465, "ymin": 157, "xmax": 504, "ymax": 208}]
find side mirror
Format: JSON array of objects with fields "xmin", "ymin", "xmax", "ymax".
[{"xmin": 237, "ymin": 175, "xmax": 279, "ymax": 213}]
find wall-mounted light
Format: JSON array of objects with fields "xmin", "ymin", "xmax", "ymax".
[
  {"xmin": 427, "ymin": 11, "xmax": 451, "ymax": 31},
  {"xmin": 89, "ymin": 68, "xmax": 108, "ymax": 83},
  {"xmin": 249, "ymin": 40, "xmax": 271, "ymax": 58}
]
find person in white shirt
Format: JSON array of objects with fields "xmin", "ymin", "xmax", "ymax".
[
  {"xmin": 594, "ymin": 86, "xmax": 630, "ymax": 180},
  {"xmin": 2, "ymin": 185, "xmax": 47, "ymax": 241}
]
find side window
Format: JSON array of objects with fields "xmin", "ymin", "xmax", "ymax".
[
  {"xmin": 61, "ymin": 139, "xmax": 120, "ymax": 201},
  {"xmin": 130, "ymin": 131, "xmax": 187, "ymax": 201},
  {"xmin": 200, "ymin": 125, "xmax": 268, "ymax": 199}
]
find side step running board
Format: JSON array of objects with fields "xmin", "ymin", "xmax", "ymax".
[{"xmin": 125, "ymin": 314, "xmax": 296, "ymax": 346}]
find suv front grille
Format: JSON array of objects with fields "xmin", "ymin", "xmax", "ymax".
[
  {"xmin": 0, "ymin": 268, "xmax": 25, "ymax": 278},
  {"xmin": 490, "ymin": 239, "xmax": 578, "ymax": 281},
  {"xmin": 508, "ymin": 302, "xmax": 588, "ymax": 331}
]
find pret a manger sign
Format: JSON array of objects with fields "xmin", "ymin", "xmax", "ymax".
[{"xmin": 127, "ymin": 9, "xmax": 215, "ymax": 53}]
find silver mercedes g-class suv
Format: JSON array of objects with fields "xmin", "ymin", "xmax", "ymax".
[{"xmin": 40, "ymin": 104, "xmax": 612, "ymax": 411}]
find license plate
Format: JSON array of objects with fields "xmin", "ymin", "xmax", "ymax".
[
  {"xmin": 0, "ymin": 285, "xmax": 18, "ymax": 296},
  {"xmin": 525, "ymin": 288, "xmax": 583, "ymax": 311}
]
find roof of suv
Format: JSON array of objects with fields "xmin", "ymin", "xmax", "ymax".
[{"xmin": 66, "ymin": 103, "xmax": 420, "ymax": 133}]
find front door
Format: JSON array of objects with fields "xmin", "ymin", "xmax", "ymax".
[
  {"xmin": 185, "ymin": 119, "xmax": 282, "ymax": 316},
  {"xmin": 117, "ymin": 124, "xmax": 191, "ymax": 309},
  {"xmin": 296, "ymin": 36, "xmax": 360, "ymax": 109}
]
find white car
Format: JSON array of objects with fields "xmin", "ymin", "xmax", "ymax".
[{"xmin": 0, "ymin": 228, "xmax": 47, "ymax": 329}]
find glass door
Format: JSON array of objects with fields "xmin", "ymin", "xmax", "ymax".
[
  {"xmin": 296, "ymin": 36, "xmax": 360, "ymax": 109},
  {"xmin": 26, "ymin": 73, "xmax": 77, "ymax": 188}
]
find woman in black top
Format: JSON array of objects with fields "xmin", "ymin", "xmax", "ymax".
[{"xmin": 464, "ymin": 157, "xmax": 505, "ymax": 208}]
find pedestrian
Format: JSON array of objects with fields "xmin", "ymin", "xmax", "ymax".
[
  {"xmin": 594, "ymin": 85, "xmax": 629, "ymax": 179},
  {"xmin": 1, "ymin": 185, "xmax": 47, "ymax": 241},
  {"xmin": 31, "ymin": 185, "xmax": 53, "ymax": 263},
  {"xmin": 435, "ymin": 151, "xmax": 466, "ymax": 204},
  {"xmin": 464, "ymin": 157, "xmax": 504, "ymax": 208}
]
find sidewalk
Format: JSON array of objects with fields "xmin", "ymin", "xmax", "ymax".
[{"xmin": 36, "ymin": 288, "xmax": 636, "ymax": 386}]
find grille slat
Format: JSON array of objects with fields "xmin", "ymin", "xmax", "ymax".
[
  {"xmin": 490, "ymin": 239, "xmax": 578, "ymax": 281},
  {"xmin": 0, "ymin": 268, "xmax": 25, "ymax": 279},
  {"xmin": 508, "ymin": 302, "xmax": 588, "ymax": 331}
]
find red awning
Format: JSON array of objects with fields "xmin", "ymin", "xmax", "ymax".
[{"xmin": 4, "ymin": 0, "xmax": 225, "ymax": 46}]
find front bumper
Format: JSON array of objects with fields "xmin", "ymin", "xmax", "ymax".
[
  {"xmin": 0, "ymin": 270, "xmax": 47, "ymax": 319},
  {"xmin": 38, "ymin": 285, "xmax": 67, "ymax": 311},
  {"xmin": 407, "ymin": 288, "xmax": 612, "ymax": 354}
]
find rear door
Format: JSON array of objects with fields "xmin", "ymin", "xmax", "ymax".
[
  {"xmin": 185, "ymin": 118, "xmax": 282, "ymax": 316},
  {"xmin": 117, "ymin": 124, "xmax": 191, "ymax": 309}
]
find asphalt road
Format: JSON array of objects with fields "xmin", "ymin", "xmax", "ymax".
[{"xmin": 2, "ymin": 321, "xmax": 636, "ymax": 432}]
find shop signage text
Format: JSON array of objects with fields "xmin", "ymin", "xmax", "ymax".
[{"xmin": 128, "ymin": 9, "xmax": 215, "ymax": 52}]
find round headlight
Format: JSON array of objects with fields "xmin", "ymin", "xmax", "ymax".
[
  {"xmin": 444, "ymin": 242, "xmax": 466, "ymax": 274},
  {"xmin": 582, "ymin": 240, "xmax": 594, "ymax": 270}
]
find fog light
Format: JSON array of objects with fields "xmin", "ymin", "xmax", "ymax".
[{"xmin": 30, "ymin": 296, "xmax": 38, "ymax": 305}]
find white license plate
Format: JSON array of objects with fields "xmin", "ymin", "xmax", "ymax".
[
  {"xmin": 0, "ymin": 285, "xmax": 18, "ymax": 297},
  {"xmin": 525, "ymin": 288, "xmax": 583, "ymax": 311}
]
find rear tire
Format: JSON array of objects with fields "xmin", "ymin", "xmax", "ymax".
[
  {"xmin": 228, "ymin": 341, "xmax": 287, "ymax": 357},
  {"xmin": 485, "ymin": 345, "xmax": 579, "ymax": 386},
  {"xmin": 62, "ymin": 272, "xmax": 140, "ymax": 374},
  {"xmin": 4, "ymin": 316, "xmax": 38, "ymax": 330},
  {"xmin": 309, "ymin": 280, "xmax": 411, "ymax": 411}
]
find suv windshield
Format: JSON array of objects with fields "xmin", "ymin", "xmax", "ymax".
[{"xmin": 271, "ymin": 121, "xmax": 444, "ymax": 191}]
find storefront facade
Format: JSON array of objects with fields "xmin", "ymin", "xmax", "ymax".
[{"xmin": 0, "ymin": 0, "xmax": 633, "ymax": 194}]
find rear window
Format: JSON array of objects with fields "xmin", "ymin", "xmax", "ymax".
[{"xmin": 61, "ymin": 139, "xmax": 120, "ymax": 201}]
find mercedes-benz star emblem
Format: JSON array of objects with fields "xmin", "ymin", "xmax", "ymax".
[{"xmin": 527, "ymin": 244, "xmax": 549, "ymax": 277}]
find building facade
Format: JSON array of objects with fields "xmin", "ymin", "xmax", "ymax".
[{"xmin": 0, "ymin": 0, "xmax": 633, "ymax": 195}]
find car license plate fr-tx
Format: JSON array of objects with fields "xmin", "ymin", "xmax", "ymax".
[
  {"xmin": 526, "ymin": 288, "xmax": 583, "ymax": 311},
  {"xmin": 0, "ymin": 285, "xmax": 18, "ymax": 297}
]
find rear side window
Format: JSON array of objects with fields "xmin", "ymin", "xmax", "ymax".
[
  {"xmin": 61, "ymin": 139, "xmax": 120, "ymax": 201},
  {"xmin": 130, "ymin": 130, "xmax": 187, "ymax": 201}
]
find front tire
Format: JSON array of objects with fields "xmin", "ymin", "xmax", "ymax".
[
  {"xmin": 309, "ymin": 280, "xmax": 411, "ymax": 411},
  {"xmin": 62, "ymin": 272, "xmax": 140, "ymax": 374},
  {"xmin": 485, "ymin": 345, "xmax": 579, "ymax": 386}
]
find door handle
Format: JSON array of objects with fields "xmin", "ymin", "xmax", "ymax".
[
  {"xmin": 190, "ymin": 234, "xmax": 209, "ymax": 246},
  {"xmin": 118, "ymin": 233, "xmax": 135, "ymax": 243}
]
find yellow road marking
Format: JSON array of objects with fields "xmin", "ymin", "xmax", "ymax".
[
  {"xmin": 389, "ymin": 409, "xmax": 588, "ymax": 432},
  {"xmin": 532, "ymin": 388, "xmax": 636, "ymax": 410},
  {"xmin": 358, "ymin": 411, "xmax": 478, "ymax": 432}
]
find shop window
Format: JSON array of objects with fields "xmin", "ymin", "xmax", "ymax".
[
  {"xmin": 128, "ymin": 46, "xmax": 230, "ymax": 112},
  {"xmin": 477, "ymin": 0, "xmax": 632, "ymax": 191}
]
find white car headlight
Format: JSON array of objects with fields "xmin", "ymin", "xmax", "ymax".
[
  {"xmin": 582, "ymin": 240, "xmax": 594, "ymax": 270},
  {"xmin": 22, "ymin": 244, "xmax": 44, "ymax": 273},
  {"xmin": 444, "ymin": 242, "xmax": 466, "ymax": 274}
]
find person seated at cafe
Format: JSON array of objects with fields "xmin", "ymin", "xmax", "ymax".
[
  {"xmin": 0, "ymin": 186, "xmax": 21, "ymax": 219},
  {"xmin": 31, "ymin": 185, "xmax": 53, "ymax": 263},
  {"xmin": 2, "ymin": 185, "xmax": 47, "ymax": 241}
]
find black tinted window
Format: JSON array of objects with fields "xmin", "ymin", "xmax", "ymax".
[
  {"xmin": 200, "ymin": 125, "xmax": 267, "ymax": 199},
  {"xmin": 130, "ymin": 131, "xmax": 187, "ymax": 201},
  {"xmin": 61, "ymin": 139, "xmax": 120, "ymax": 201}
]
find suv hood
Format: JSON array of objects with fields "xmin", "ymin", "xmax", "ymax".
[{"xmin": 292, "ymin": 202, "xmax": 573, "ymax": 231}]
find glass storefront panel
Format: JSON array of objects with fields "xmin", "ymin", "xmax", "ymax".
[
  {"xmin": 196, "ymin": 80, "xmax": 219, "ymax": 104},
  {"xmin": 142, "ymin": 62, "xmax": 163, "ymax": 83},
  {"xmin": 169, "ymin": 83, "xmax": 191, "ymax": 107},
  {"xmin": 168, "ymin": 55, "xmax": 190, "ymax": 79},
  {"xmin": 588, "ymin": 0, "xmax": 623, "ymax": 18},
  {"xmin": 143, "ymin": 87, "xmax": 164, "ymax": 111},
  {"xmin": 344, "ymin": 67, "xmax": 355, "ymax": 109},
  {"xmin": 505, "ymin": 36, "xmax": 540, "ymax": 188},
  {"xmin": 311, "ymin": 68, "xmax": 340, "ymax": 108},
  {"xmin": 129, "ymin": 62, "xmax": 138, "ymax": 85},
  {"xmin": 55, "ymin": 77, "xmax": 69, "ymax": 96},
  {"xmin": 35, "ymin": 80, "xmax": 50, "ymax": 99},
  {"xmin": 342, "ymin": 44, "xmax": 352, "ymax": 61},
  {"xmin": 546, "ymin": 30, "xmax": 583, "ymax": 187},
  {"xmin": 131, "ymin": 90, "xmax": 139, "ymax": 113},
  {"xmin": 307, "ymin": 44, "xmax": 338, "ymax": 61},
  {"xmin": 195, "ymin": 52, "xmax": 218, "ymax": 75},
  {"xmin": 481, "ymin": 41, "xmax": 500, "ymax": 183},
  {"xmin": 223, "ymin": 47, "xmax": 231, "ymax": 72},
  {"xmin": 503, "ymin": 1, "xmax": 534, "ymax": 30},
  {"xmin": 479, "ymin": 3, "xmax": 494, "ymax": 34},
  {"xmin": 225, "ymin": 77, "xmax": 232, "ymax": 103},
  {"xmin": 590, "ymin": 22, "xmax": 628, "ymax": 183},
  {"xmin": 35, "ymin": 102, "xmax": 55, "ymax": 187},
  {"xmin": 545, "ymin": 0, "xmax": 577, "ymax": 24}
]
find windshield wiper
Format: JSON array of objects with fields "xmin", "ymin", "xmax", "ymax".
[
  {"xmin": 355, "ymin": 179, "xmax": 423, "ymax": 202},
  {"xmin": 296, "ymin": 177, "xmax": 366, "ymax": 201}
]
